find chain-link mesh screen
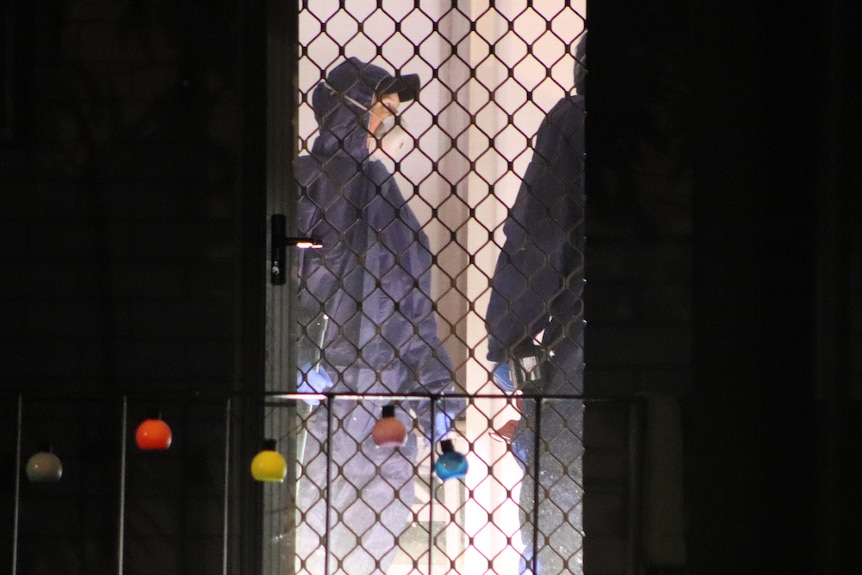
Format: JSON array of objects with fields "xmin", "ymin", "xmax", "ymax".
[{"xmin": 267, "ymin": 2, "xmax": 587, "ymax": 573}]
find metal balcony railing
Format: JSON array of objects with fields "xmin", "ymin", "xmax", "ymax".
[{"xmin": 4, "ymin": 389, "xmax": 640, "ymax": 575}]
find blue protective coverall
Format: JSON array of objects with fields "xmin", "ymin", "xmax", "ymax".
[
  {"xmin": 485, "ymin": 93, "xmax": 586, "ymax": 574},
  {"xmin": 289, "ymin": 58, "xmax": 459, "ymax": 574}
]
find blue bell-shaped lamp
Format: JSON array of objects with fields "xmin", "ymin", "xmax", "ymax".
[{"xmin": 434, "ymin": 439, "xmax": 468, "ymax": 481}]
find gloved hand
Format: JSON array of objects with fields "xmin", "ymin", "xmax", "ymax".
[
  {"xmin": 433, "ymin": 410, "xmax": 453, "ymax": 443},
  {"xmin": 490, "ymin": 365, "xmax": 522, "ymax": 445},
  {"xmin": 490, "ymin": 419, "xmax": 519, "ymax": 444},
  {"xmin": 297, "ymin": 362, "xmax": 332, "ymax": 406},
  {"xmin": 492, "ymin": 362, "xmax": 515, "ymax": 393}
]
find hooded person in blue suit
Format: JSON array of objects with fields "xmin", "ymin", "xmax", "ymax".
[
  {"xmin": 289, "ymin": 57, "xmax": 461, "ymax": 574},
  {"xmin": 485, "ymin": 32, "xmax": 587, "ymax": 574}
]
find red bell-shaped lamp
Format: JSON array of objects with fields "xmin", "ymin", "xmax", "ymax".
[
  {"xmin": 372, "ymin": 404, "xmax": 407, "ymax": 448},
  {"xmin": 251, "ymin": 439, "xmax": 287, "ymax": 482},
  {"xmin": 135, "ymin": 412, "xmax": 172, "ymax": 450},
  {"xmin": 26, "ymin": 444, "xmax": 63, "ymax": 482}
]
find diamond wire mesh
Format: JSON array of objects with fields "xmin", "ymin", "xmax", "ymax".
[{"xmin": 269, "ymin": 1, "xmax": 587, "ymax": 574}]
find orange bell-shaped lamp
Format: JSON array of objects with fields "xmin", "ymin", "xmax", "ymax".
[
  {"xmin": 251, "ymin": 439, "xmax": 287, "ymax": 482},
  {"xmin": 26, "ymin": 444, "xmax": 63, "ymax": 482},
  {"xmin": 372, "ymin": 405, "xmax": 407, "ymax": 448},
  {"xmin": 135, "ymin": 413, "xmax": 172, "ymax": 450}
]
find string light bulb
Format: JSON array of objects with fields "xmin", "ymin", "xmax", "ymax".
[
  {"xmin": 372, "ymin": 405, "xmax": 407, "ymax": 448},
  {"xmin": 251, "ymin": 439, "xmax": 287, "ymax": 482},
  {"xmin": 26, "ymin": 444, "xmax": 63, "ymax": 482},
  {"xmin": 434, "ymin": 439, "xmax": 468, "ymax": 481},
  {"xmin": 135, "ymin": 412, "xmax": 173, "ymax": 450}
]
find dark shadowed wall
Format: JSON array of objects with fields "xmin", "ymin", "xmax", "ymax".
[{"xmin": 1, "ymin": 1, "xmax": 263, "ymax": 573}]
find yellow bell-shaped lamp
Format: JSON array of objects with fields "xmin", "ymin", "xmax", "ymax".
[
  {"xmin": 26, "ymin": 444, "xmax": 63, "ymax": 482},
  {"xmin": 251, "ymin": 439, "xmax": 287, "ymax": 482}
]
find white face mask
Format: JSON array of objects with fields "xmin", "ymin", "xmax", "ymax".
[
  {"xmin": 369, "ymin": 115, "xmax": 411, "ymax": 162},
  {"xmin": 337, "ymin": 89, "xmax": 411, "ymax": 162}
]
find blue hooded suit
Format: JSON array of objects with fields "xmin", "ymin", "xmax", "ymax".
[
  {"xmin": 485, "ymin": 88, "xmax": 586, "ymax": 575},
  {"xmin": 290, "ymin": 58, "xmax": 458, "ymax": 574}
]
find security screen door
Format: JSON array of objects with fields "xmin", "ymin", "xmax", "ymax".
[{"xmin": 265, "ymin": 1, "xmax": 587, "ymax": 574}]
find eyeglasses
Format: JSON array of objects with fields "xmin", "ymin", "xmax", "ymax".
[{"xmin": 323, "ymin": 83, "xmax": 399, "ymax": 122}]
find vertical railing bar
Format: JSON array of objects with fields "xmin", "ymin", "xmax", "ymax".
[
  {"xmin": 324, "ymin": 397, "xmax": 333, "ymax": 575},
  {"xmin": 428, "ymin": 399, "xmax": 436, "ymax": 575},
  {"xmin": 11, "ymin": 394, "xmax": 22, "ymax": 575},
  {"xmin": 117, "ymin": 396, "xmax": 128, "ymax": 575},
  {"xmin": 531, "ymin": 397, "xmax": 543, "ymax": 575},
  {"xmin": 627, "ymin": 400, "xmax": 646, "ymax": 575},
  {"xmin": 222, "ymin": 397, "xmax": 232, "ymax": 575}
]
